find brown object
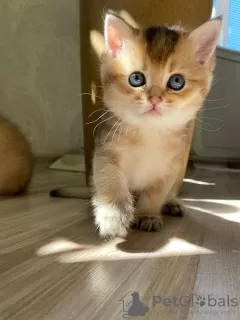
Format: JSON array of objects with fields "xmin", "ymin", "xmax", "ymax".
[
  {"xmin": 0, "ymin": 117, "xmax": 33, "ymax": 196},
  {"xmin": 80, "ymin": 0, "xmax": 213, "ymax": 186}
]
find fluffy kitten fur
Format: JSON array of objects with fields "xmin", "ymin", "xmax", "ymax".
[
  {"xmin": 51, "ymin": 13, "xmax": 221, "ymax": 238},
  {"xmin": 0, "ymin": 117, "xmax": 32, "ymax": 196}
]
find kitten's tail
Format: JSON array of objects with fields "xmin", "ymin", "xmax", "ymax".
[{"xmin": 49, "ymin": 186, "xmax": 91, "ymax": 199}]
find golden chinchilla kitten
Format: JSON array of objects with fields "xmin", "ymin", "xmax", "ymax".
[
  {"xmin": 51, "ymin": 13, "xmax": 221, "ymax": 238},
  {"xmin": 0, "ymin": 117, "xmax": 33, "ymax": 196}
]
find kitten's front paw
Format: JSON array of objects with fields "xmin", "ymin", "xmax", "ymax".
[
  {"xmin": 132, "ymin": 216, "xmax": 163, "ymax": 232},
  {"xmin": 93, "ymin": 202, "xmax": 134, "ymax": 239},
  {"xmin": 162, "ymin": 199, "xmax": 185, "ymax": 217}
]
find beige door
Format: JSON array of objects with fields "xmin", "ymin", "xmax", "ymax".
[{"xmin": 80, "ymin": 0, "xmax": 213, "ymax": 185}]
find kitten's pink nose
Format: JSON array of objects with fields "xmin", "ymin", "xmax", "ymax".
[{"xmin": 148, "ymin": 96, "xmax": 162, "ymax": 107}]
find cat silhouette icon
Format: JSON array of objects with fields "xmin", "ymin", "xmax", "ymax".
[{"xmin": 128, "ymin": 291, "xmax": 149, "ymax": 317}]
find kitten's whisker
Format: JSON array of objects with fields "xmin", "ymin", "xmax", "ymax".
[
  {"xmin": 77, "ymin": 92, "xmax": 92, "ymax": 96},
  {"xmin": 88, "ymin": 109, "xmax": 107, "ymax": 119},
  {"xmin": 200, "ymin": 116, "xmax": 224, "ymax": 121},
  {"xmin": 118, "ymin": 123, "xmax": 124, "ymax": 146},
  {"xmin": 95, "ymin": 85, "xmax": 105, "ymax": 88},
  {"xmin": 110, "ymin": 120, "xmax": 121, "ymax": 147},
  {"xmin": 204, "ymin": 98, "xmax": 224, "ymax": 102},
  {"xmin": 211, "ymin": 79, "xmax": 225, "ymax": 88},
  {"xmin": 199, "ymin": 104, "xmax": 229, "ymax": 112},
  {"xmin": 195, "ymin": 124, "xmax": 224, "ymax": 132},
  {"xmin": 104, "ymin": 120, "xmax": 119, "ymax": 144},
  {"xmin": 196, "ymin": 117, "xmax": 212, "ymax": 127},
  {"xmin": 85, "ymin": 111, "xmax": 110, "ymax": 125},
  {"xmin": 93, "ymin": 115, "xmax": 116, "ymax": 137},
  {"xmin": 212, "ymin": 77, "xmax": 225, "ymax": 83}
]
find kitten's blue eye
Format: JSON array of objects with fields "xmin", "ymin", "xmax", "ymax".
[
  {"xmin": 167, "ymin": 74, "xmax": 185, "ymax": 91},
  {"xmin": 129, "ymin": 72, "xmax": 146, "ymax": 87}
]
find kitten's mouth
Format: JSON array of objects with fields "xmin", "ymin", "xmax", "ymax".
[{"xmin": 146, "ymin": 106, "xmax": 161, "ymax": 115}]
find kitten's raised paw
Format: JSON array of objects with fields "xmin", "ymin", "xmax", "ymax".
[
  {"xmin": 162, "ymin": 200, "xmax": 185, "ymax": 217},
  {"xmin": 132, "ymin": 216, "xmax": 162, "ymax": 232},
  {"xmin": 93, "ymin": 202, "xmax": 134, "ymax": 239}
]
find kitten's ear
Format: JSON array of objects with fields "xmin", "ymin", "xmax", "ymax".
[
  {"xmin": 189, "ymin": 17, "xmax": 222, "ymax": 65},
  {"xmin": 104, "ymin": 13, "xmax": 134, "ymax": 57}
]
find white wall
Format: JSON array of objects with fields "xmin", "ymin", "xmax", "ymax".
[
  {"xmin": 192, "ymin": 47, "xmax": 240, "ymax": 159},
  {"xmin": 0, "ymin": 0, "xmax": 83, "ymax": 157}
]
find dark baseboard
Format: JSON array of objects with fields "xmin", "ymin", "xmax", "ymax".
[{"xmin": 189, "ymin": 156, "xmax": 240, "ymax": 169}]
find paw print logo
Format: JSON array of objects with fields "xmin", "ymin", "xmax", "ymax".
[{"xmin": 196, "ymin": 296, "xmax": 206, "ymax": 307}]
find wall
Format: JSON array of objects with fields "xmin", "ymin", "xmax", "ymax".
[
  {"xmin": 0, "ymin": 0, "xmax": 82, "ymax": 157},
  {"xmin": 192, "ymin": 47, "xmax": 240, "ymax": 160}
]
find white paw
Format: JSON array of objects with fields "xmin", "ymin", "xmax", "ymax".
[{"xmin": 93, "ymin": 201, "xmax": 134, "ymax": 239}]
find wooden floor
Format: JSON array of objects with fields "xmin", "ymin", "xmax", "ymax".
[{"xmin": 1, "ymin": 165, "xmax": 240, "ymax": 320}]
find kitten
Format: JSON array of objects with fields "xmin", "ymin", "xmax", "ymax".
[
  {"xmin": 51, "ymin": 13, "xmax": 221, "ymax": 238},
  {"xmin": 0, "ymin": 117, "xmax": 33, "ymax": 196}
]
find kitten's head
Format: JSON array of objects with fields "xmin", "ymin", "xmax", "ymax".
[{"xmin": 100, "ymin": 13, "xmax": 221, "ymax": 129}]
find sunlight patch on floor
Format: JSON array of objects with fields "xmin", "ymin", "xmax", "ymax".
[
  {"xmin": 183, "ymin": 178, "xmax": 216, "ymax": 186},
  {"xmin": 35, "ymin": 237, "xmax": 215, "ymax": 263},
  {"xmin": 36, "ymin": 239, "xmax": 90, "ymax": 256},
  {"xmin": 184, "ymin": 198, "xmax": 240, "ymax": 223}
]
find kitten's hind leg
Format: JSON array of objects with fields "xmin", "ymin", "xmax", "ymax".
[{"xmin": 162, "ymin": 198, "xmax": 185, "ymax": 217}]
